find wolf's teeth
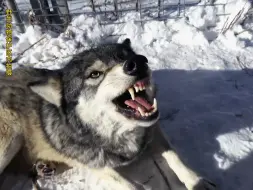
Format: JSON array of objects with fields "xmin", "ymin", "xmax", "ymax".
[
  {"xmin": 134, "ymin": 85, "xmax": 139, "ymax": 93},
  {"xmin": 128, "ymin": 88, "xmax": 135, "ymax": 100},
  {"xmin": 145, "ymin": 113, "xmax": 149, "ymax": 117},
  {"xmin": 138, "ymin": 107, "xmax": 145, "ymax": 117},
  {"xmin": 140, "ymin": 84, "xmax": 146, "ymax": 91},
  {"xmin": 152, "ymin": 98, "xmax": 157, "ymax": 112}
]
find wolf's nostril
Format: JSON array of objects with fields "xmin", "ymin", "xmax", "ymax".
[
  {"xmin": 124, "ymin": 60, "xmax": 137, "ymax": 75},
  {"xmin": 123, "ymin": 55, "xmax": 148, "ymax": 76}
]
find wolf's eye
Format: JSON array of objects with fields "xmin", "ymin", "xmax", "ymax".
[{"xmin": 89, "ymin": 71, "xmax": 102, "ymax": 79}]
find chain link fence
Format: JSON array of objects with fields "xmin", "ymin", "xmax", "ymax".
[
  {"xmin": 1, "ymin": 0, "xmax": 252, "ymax": 39},
  {"xmin": 0, "ymin": 0, "xmax": 252, "ymax": 67},
  {"xmin": 0, "ymin": 0, "xmax": 221, "ymax": 34}
]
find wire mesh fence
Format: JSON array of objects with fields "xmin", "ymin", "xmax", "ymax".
[
  {"xmin": 0, "ymin": 0, "xmax": 221, "ymax": 34},
  {"xmin": 0, "ymin": 0, "xmax": 252, "ymax": 67}
]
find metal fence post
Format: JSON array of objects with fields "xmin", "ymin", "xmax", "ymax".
[
  {"xmin": 158, "ymin": 0, "xmax": 161, "ymax": 18},
  {"xmin": 113, "ymin": 0, "xmax": 118, "ymax": 19},
  {"xmin": 6, "ymin": 0, "xmax": 25, "ymax": 33},
  {"xmin": 45, "ymin": 0, "xmax": 70, "ymax": 33},
  {"xmin": 51, "ymin": 0, "xmax": 70, "ymax": 27},
  {"xmin": 29, "ymin": 0, "xmax": 48, "ymax": 25},
  {"xmin": 136, "ymin": 0, "xmax": 139, "ymax": 11},
  {"xmin": 90, "ymin": 0, "xmax": 96, "ymax": 13}
]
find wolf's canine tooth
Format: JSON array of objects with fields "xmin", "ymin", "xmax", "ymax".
[
  {"xmin": 152, "ymin": 98, "xmax": 157, "ymax": 112},
  {"xmin": 128, "ymin": 87, "xmax": 135, "ymax": 100},
  {"xmin": 134, "ymin": 85, "xmax": 139, "ymax": 93}
]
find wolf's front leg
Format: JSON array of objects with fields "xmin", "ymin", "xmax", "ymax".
[
  {"xmin": 86, "ymin": 166, "xmax": 140, "ymax": 190},
  {"xmin": 151, "ymin": 125, "xmax": 216, "ymax": 190},
  {"xmin": 160, "ymin": 149, "xmax": 216, "ymax": 190}
]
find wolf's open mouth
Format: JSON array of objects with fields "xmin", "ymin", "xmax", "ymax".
[{"xmin": 112, "ymin": 78, "xmax": 158, "ymax": 120}]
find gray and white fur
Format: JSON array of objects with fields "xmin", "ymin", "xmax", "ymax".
[{"xmin": 0, "ymin": 38, "xmax": 216, "ymax": 190}]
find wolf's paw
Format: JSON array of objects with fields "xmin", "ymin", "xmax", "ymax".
[
  {"xmin": 192, "ymin": 178, "xmax": 217, "ymax": 190},
  {"xmin": 33, "ymin": 160, "xmax": 56, "ymax": 179}
]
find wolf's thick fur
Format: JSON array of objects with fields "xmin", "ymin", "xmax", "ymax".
[{"xmin": 0, "ymin": 39, "xmax": 216, "ymax": 190}]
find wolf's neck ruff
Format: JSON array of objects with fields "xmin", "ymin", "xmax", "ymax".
[{"xmin": 40, "ymin": 100, "xmax": 154, "ymax": 168}]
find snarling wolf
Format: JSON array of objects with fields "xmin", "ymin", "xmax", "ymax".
[{"xmin": 0, "ymin": 38, "xmax": 216, "ymax": 190}]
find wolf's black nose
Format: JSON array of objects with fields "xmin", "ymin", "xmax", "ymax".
[{"xmin": 123, "ymin": 55, "xmax": 148, "ymax": 77}]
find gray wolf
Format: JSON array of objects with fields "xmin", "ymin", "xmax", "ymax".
[{"xmin": 0, "ymin": 38, "xmax": 216, "ymax": 190}]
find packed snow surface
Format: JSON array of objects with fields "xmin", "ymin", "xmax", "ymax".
[{"xmin": 0, "ymin": 0, "xmax": 253, "ymax": 189}]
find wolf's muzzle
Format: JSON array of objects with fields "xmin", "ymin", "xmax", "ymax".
[{"xmin": 123, "ymin": 55, "xmax": 149, "ymax": 78}]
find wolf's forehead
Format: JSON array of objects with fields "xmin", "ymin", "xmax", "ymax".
[
  {"xmin": 84, "ymin": 46, "xmax": 132, "ymax": 68},
  {"xmin": 70, "ymin": 43, "xmax": 137, "ymax": 73},
  {"xmin": 87, "ymin": 60, "xmax": 111, "ymax": 71}
]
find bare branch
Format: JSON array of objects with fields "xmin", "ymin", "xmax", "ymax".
[{"xmin": 2, "ymin": 35, "xmax": 47, "ymax": 65}]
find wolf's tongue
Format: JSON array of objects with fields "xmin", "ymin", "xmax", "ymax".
[
  {"xmin": 124, "ymin": 100, "xmax": 138, "ymax": 109},
  {"xmin": 135, "ymin": 97, "xmax": 152, "ymax": 110},
  {"xmin": 124, "ymin": 97, "xmax": 152, "ymax": 111}
]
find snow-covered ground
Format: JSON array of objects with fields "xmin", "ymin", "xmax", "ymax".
[{"xmin": 1, "ymin": 0, "xmax": 253, "ymax": 189}]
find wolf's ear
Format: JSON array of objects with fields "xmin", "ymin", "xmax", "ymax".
[
  {"xmin": 28, "ymin": 77, "xmax": 62, "ymax": 107},
  {"xmin": 122, "ymin": 38, "xmax": 131, "ymax": 47}
]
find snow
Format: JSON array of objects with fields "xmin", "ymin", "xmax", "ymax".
[{"xmin": 1, "ymin": 0, "xmax": 253, "ymax": 189}]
